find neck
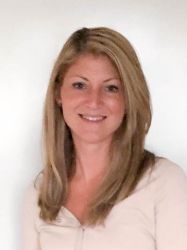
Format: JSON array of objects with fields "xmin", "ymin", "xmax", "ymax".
[{"xmin": 72, "ymin": 139, "xmax": 111, "ymax": 183}]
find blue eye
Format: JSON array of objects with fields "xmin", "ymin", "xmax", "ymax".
[
  {"xmin": 106, "ymin": 85, "xmax": 119, "ymax": 92},
  {"xmin": 72, "ymin": 82, "xmax": 86, "ymax": 89}
]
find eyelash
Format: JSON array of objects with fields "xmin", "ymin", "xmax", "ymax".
[
  {"xmin": 105, "ymin": 85, "xmax": 119, "ymax": 93},
  {"xmin": 72, "ymin": 82, "xmax": 86, "ymax": 89}
]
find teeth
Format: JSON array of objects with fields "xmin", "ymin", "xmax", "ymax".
[{"xmin": 80, "ymin": 114, "xmax": 106, "ymax": 121}]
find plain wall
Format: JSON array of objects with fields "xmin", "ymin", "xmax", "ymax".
[{"xmin": 0, "ymin": 0, "xmax": 186, "ymax": 249}]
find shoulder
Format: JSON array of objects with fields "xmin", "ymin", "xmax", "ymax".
[
  {"xmin": 151, "ymin": 159, "xmax": 187, "ymax": 250},
  {"xmin": 149, "ymin": 157, "xmax": 187, "ymax": 204},
  {"xmin": 134, "ymin": 157, "xmax": 187, "ymax": 198},
  {"xmin": 23, "ymin": 173, "xmax": 43, "ymax": 208},
  {"xmin": 151, "ymin": 157, "xmax": 187, "ymax": 184}
]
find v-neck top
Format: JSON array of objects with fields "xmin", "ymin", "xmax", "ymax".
[{"xmin": 22, "ymin": 158, "xmax": 187, "ymax": 250}]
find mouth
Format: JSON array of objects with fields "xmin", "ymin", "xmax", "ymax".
[{"xmin": 79, "ymin": 114, "xmax": 107, "ymax": 122}]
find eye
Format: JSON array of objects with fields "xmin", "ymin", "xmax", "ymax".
[
  {"xmin": 105, "ymin": 84, "xmax": 119, "ymax": 93},
  {"xmin": 72, "ymin": 82, "xmax": 86, "ymax": 89}
]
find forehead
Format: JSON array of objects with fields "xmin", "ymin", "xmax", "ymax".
[{"xmin": 64, "ymin": 53, "xmax": 120, "ymax": 78}]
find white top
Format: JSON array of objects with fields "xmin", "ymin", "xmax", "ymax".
[{"xmin": 22, "ymin": 158, "xmax": 187, "ymax": 250}]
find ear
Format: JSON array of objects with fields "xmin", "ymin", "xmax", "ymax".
[
  {"xmin": 55, "ymin": 85, "xmax": 62, "ymax": 106},
  {"xmin": 55, "ymin": 96, "xmax": 62, "ymax": 106},
  {"xmin": 56, "ymin": 99, "xmax": 62, "ymax": 106}
]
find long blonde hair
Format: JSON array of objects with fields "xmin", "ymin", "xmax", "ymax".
[{"xmin": 37, "ymin": 27, "xmax": 155, "ymax": 225}]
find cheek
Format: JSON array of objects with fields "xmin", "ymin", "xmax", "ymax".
[
  {"xmin": 108, "ymin": 97, "xmax": 125, "ymax": 115},
  {"xmin": 61, "ymin": 104, "xmax": 75, "ymax": 129},
  {"xmin": 60, "ymin": 90, "xmax": 76, "ymax": 109},
  {"xmin": 60, "ymin": 87, "xmax": 83, "ymax": 107}
]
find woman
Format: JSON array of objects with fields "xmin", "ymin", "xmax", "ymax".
[{"xmin": 22, "ymin": 27, "xmax": 187, "ymax": 250}]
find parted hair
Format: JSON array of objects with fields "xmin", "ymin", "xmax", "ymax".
[{"xmin": 37, "ymin": 26, "xmax": 155, "ymax": 225}]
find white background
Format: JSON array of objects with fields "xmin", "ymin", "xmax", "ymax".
[{"xmin": 0, "ymin": 0, "xmax": 186, "ymax": 249}]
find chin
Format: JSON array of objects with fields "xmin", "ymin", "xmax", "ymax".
[{"xmin": 72, "ymin": 132, "xmax": 113, "ymax": 145}]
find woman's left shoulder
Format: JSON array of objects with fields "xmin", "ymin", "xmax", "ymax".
[
  {"xmin": 152, "ymin": 157, "xmax": 187, "ymax": 181},
  {"xmin": 149, "ymin": 157, "xmax": 187, "ymax": 198},
  {"xmin": 133, "ymin": 157, "xmax": 187, "ymax": 194},
  {"xmin": 151, "ymin": 158, "xmax": 187, "ymax": 250}
]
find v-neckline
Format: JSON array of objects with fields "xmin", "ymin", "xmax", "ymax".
[{"xmin": 60, "ymin": 206, "xmax": 84, "ymax": 226}]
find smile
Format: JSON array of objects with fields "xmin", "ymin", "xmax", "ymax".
[{"xmin": 79, "ymin": 114, "xmax": 107, "ymax": 122}]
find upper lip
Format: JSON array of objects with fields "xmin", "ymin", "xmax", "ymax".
[{"xmin": 79, "ymin": 114, "xmax": 107, "ymax": 118}]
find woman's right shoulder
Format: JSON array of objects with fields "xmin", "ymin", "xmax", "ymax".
[
  {"xmin": 23, "ymin": 172, "xmax": 43, "ymax": 204},
  {"xmin": 22, "ymin": 173, "xmax": 43, "ymax": 231}
]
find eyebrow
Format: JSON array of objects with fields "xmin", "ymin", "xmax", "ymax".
[
  {"xmin": 70, "ymin": 75, "xmax": 120, "ymax": 82},
  {"xmin": 103, "ymin": 77, "xmax": 120, "ymax": 83}
]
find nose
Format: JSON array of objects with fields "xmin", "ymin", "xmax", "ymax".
[{"xmin": 86, "ymin": 88, "xmax": 103, "ymax": 108}]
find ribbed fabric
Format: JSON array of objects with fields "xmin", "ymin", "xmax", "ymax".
[{"xmin": 22, "ymin": 158, "xmax": 187, "ymax": 250}]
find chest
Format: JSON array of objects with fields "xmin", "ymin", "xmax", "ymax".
[
  {"xmin": 38, "ymin": 201, "xmax": 156, "ymax": 250},
  {"xmin": 37, "ymin": 177, "xmax": 156, "ymax": 249},
  {"xmin": 64, "ymin": 179, "xmax": 99, "ymax": 224}
]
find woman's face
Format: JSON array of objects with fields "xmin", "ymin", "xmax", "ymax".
[{"xmin": 59, "ymin": 53, "xmax": 125, "ymax": 145}]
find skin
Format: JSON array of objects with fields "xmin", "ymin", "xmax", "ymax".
[{"xmin": 59, "ymin": 53, "xmax": 125, "ymax": 222}]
